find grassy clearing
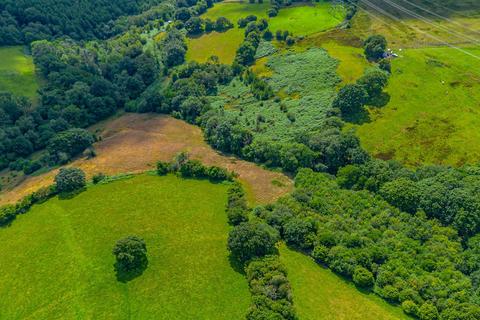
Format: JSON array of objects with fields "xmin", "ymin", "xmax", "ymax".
[
  {"xmin": 353, "ymin": 46, "xmax": 480, "ymax": 166},
  {"xmin": 0, "ymin": 46, "xmax": 39, "ymax": 99},
  {"xmin": 269, "ymin": 2, "xmax": 345, "ymax": 36},
  {"xmin": 187, "ymin": 1, "xmax": 344, "ymax": 63},
  {"xmin": 187, "ymin": 2, "xmax": 269, "ymax": 63},
  {"xmin": 280, "ymin": 246, "xmax": 410, "ymax": 320},
  {"xmin": 0, "ymin": 174, "xmax": 250, "ymax": 319},
  {"xmin": 0, "ymin": 114, "xmax": 292, "ymax": 206},
  {"xmin": 322, "ymin": 42, "xmax": 369, "ymax": 84}
]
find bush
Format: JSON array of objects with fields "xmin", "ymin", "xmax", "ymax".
[
  {"xmin": 54, "ymin": 167, "xmax": 86, "ymax": 193},
  {"xmin": 228, "ymin": 221, "xmax": 279, "ymax": 264},
  {"xmin": 402, "ymin": 300, "xmax": 419, "ymax": 317},
  {"xmin": 226, "ymin": 182, "xmax": 248, "ymax": 225},
  {"xmin": 0, "ymin": 205, "xmax": 16, "ymax": 227},
  {"xmin": 332, "ymin": 84, "xmax": 368, "ymax": 116},
  {"xmin": 418, "ymin": 303, "xmax": 439, "ymax": 320},
  {"xmin": 112, "ymin": 235, "xmax": 148, "ymax": 273},
  {"xmin": 283, "ymin": 218, "xmax": 316, "ymax": 249},
  {"xmin": 156, "ymin": 161, "xmax": 170, "ymax": 175},
  {"xmin": 92, "ymin": 173, "xmax": 107, "ymax": 184},
  {"xmin": 364, "ymin": 34, "xmax": 387, "ymax": 61},
  {"xmin": 179, "ymin": 159, "xmax": 206, "ymax": 178},
  {"xmin": 353, "ymin": 266, "xmax": 374, "ymax": 288}
]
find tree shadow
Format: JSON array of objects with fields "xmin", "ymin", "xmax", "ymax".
[
  {"xmin": 114, "ymin": 260, "xmax": 149, "ymax": 283},
  {"xmin": 58, "ymin": 187, "xmax": 86, "ymax": 200},
  {"xmin": 228, "ymin": 254, "xmax": 246, "ymax": 275}
]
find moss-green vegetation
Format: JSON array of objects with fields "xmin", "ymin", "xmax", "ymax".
[
  {"xmin": 0, "ymin": 174, "xmax": 249, "ymax": 319},
  {"xmin": 280, "ymin": 246, "xmax": 410, "ymax": 320},
  {"xmin": 269, "ymin": 2, "xmax": 345, "ymax": 36},
  {"xmin": 210, "ymin": 48, "xmax": 340, "ymax": 142},
  {"xmin": 354, "ymin": 46, "xmax": 480, "ymax": 166},
  {"xmin": 0, "ymin": 46, "xmax": 39, "ymax": 98}
]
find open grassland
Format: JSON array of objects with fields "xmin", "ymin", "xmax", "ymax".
[
  {"xmin": 187, "ymin": 2, "xmax": 269, "ymax": 63},
  {"xmin": 187, "ymin": 1, "xmax": 344, "ymax": 63},
  {"xmin": 280, "ymin": 246, "xmax": 410, "ymax": 320},
  {"xmin": 0, "ymin": 174, "xmax": 250, "ymax": 319},
  {"xmin": 351, "ymin": 7, "xmax": 480, "ymax": 49},
  {"xmin": 268, "ymin": 2, "xmax": 345, "ymax": 36},
  {"xmin": 0, "ymin": 46, "xmax": 39, "ymax": 99},
  {"xmin": 321, "ymin": 42, "xmax": 369, "ymax": 84},
  {"xmin": 354, "ymin": 46, "xmax": 480, "ymax": 166},
  {"xmin": 0, "ymin": 113, "xmax": 292, "ymax": 205}
]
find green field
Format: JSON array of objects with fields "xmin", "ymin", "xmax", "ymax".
[
  {"xmin": 269, "ymin": 2, "xmax": 345, "ymax": 36},
  {"xmin": 280, "ymin": 246, "xmax": 410, "ymax": 320},
  {"xmin": 187, "ymin": 2, "xmax": 269, "ymax": 63},
  {"xmin": 354, "ymin": 46, "xmax": 480, "ymax": 166},
  {"xmin": 187, "ymin": 1, "xmax": 345, "ymax": 63},
  {"xmin": 0, "ymin": 46, "xmax": 40, "ymax": 99},
  {"xmin": 0, "ymin": 174, "xmax": 249, "ymax": 319}
]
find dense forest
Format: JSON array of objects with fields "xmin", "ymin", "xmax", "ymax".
[{"xmin": 0, "ymin": 0, "xmax": 172, "ymax": 45}]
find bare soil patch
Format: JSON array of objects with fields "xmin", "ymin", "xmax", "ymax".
[{"xmin": 0, "ymin": 113, "xmax": 292, "ymax": 205}]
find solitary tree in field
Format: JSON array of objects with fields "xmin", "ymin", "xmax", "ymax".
[
  {"xmin": 54, "ymin": 167, "xmax": 86, "ymax": 193},
  {"xmin": 113, "ymin": 236, "xmax": 148, "ymax": 281},
  {"xmin": 332, "ymin": 84, "xmax": 368, "ymax": 116}
]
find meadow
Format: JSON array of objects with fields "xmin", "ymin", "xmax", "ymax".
[
  {"xmin": 354, "ymin": 45, "xmax": 480, "ymax": 166},
  {"xmin": 0, "ymin": 46, "xmax": 39, "ymax": 99},
  {"xmin": 211, "ymin": 48, "xmax": 340, "ymax": 142},
  {"xmin": 0, "ymin": 174, "xmax": 250, "ymax": 319},
  {"xmin": 187, "ymin": 1, "xmax": 345, "ymax": 63},
  {"xmin": 280, "ymin": 246, "xmax": 410, "ymax": 320}
]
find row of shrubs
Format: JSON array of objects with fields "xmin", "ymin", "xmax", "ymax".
[{"xmin": 156, "ymin": 153, "xmax": 235, "ymax": 182}]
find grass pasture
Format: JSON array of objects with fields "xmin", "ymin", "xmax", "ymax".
[
  {"xmin": 354, "ymin": 46, "xmax": 480, "ymax": 166},
  {"xmin": 186, "ymin": 2, "xmax": 269, "ymax": 63},
  {"xmin": 187, "ymin": 1, "xmax": 345, "ymax": 63},
  {"xmin": 0, "ymin": 46, "xmax": 39, "ymax": 99},
  {"xmin": 269, "ymin": 2, "xmax": 345, "ymax": 36},
  {"xmin": 0, "ymin": 174, "xmax": 250, "ymax": 319},
  {"xmin": 280, "ymin": 246, "xmax": 410, "ymax": 320}
]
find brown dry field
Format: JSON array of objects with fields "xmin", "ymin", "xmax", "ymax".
[{"xmin": 0, "ymin": 113, "xmax": 292, "ymax": 205}]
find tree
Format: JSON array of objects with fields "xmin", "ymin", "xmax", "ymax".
[
  {"xmin": 418, "ymin": 303, "xmax": 439, "ymax": 320},
  {"xmin": 332, "ymin": 84, "xmax": 368, "ymax": 116},
  {"xmin": 357, "ymin": 69, "xmax": 389, "ymax": 99},
  {"xmin": 54, "ymin": 167, "xmax": 86, "ymax": 193},
  {"xmin": 353, "ymin": 266, "xmax": 374, "ymax": 288},
  {"xmin": 235, "ymin": 41, "xmax": 256, "ymax": 66},
  {"xmin": 47, "ymin": 128, "xmax": 94, "ymax": 160},
  {"xmin": 283, "ymin": 218, "xmax": 316, "ymax": 249},
  {"xmin": 185, "ymin": 17, "xmax": 203, "ymax": 35},
  {"xmin": 156, "ymin": 161, "xmax": 170, "ymax": 175},
  {"xmin": 227, "ymin": 221, "xmax": 279, "ymax": 263},
  {"xmin": 379, "ymin": 178, "xmax": 421, "ymax": 214},
  {"xmin": 112, "ymin": 236, "xmax": 148, "ymax": 272},
  {"xmin": 364, "ymin": 35, "xmax": 387, "ymax": 61},
  {"xmin": 215, "ymin": 17, "xmax": 233, "ymax": 31}
]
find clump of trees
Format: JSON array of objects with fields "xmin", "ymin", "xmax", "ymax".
[
  {"xmin": 226, "ymin": 182, "xmax": 249, "ymax": 225},
  {"xmin": 261, "ymin": 168, "xmax": 480, "ymax": 319},
  {"xmin": 113, "ymin": 235, "xmax": 148, "ymax": 280},
  {"xmin": 364, "ymin": 34, "xmax": 387, "ymax": 61},
  {"xmin": 246, "ymin": 255, "xmax": 297, "ymax": 320},
  {"xmin": 54, "ymin": 168, "xmax": 86, "ymax": 194},
  {"xmin": 228, "ymin": 221, "xmax": 279, "ymax": 264}
]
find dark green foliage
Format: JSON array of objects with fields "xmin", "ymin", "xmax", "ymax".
[
  {"xmin": 266, "ymin": 168, "xmax": 480, "ymax": 318},
  {"xmin": 163, "ymin": 29, "xmax": 188, "ymax": 67},
  {"xmin": 92, "ymin": 173, "xmax": 107, "ymax": 184},
  {"xmin": 0, "ymin": 205, "xmax": 16, "ymax": 227},
  {"xmin": 54, "ymin": 168, "xmax": 86, "ymax": 193},
  {"xmin": 113, "ymin": 235, "xmax": 148, "ymax": 274},
  {"xmin": 226, "ymin": 182, "xmax": 248, "ymax": 225},
  {"xmin": 228, "ymin": 221, "xmax": 279, "ymax": 264},
  {"xmin": 364, "ymin": 35, "xmax": 387, "ymax": 61},
  {"xmin": 352, "ymin": 266, "xmax": 374, "ymax": 288},
  {"xmin": 215, "ymin": 17, "xmax": 233, "ymax": 31},
  {"xmin": 332, "ymin": 84, "xmax": 368, "ymax": 116},
  {"xmin": 245, "ymin": 256, "xmax": 297, "ymax": 320},
  {"xmin": 283, "ymin": 218, "xmax": 316, "ymax": 250},
  {"xmin": 47, "ymin": 128, "xmax": 94, "ymax": 162},
  {"xmin": 156, "ymin": 161, "xmax": 170, "ymax": 176},
  {"xmin": 0, "ymin": 0, "xmax": 166, "ymax": 45},
  {"xmin": 357, "ymin": 69, "xmax": 389, "ymax": 100},
  {"xmin": 238, "ymin": 15, "xmax": 257, "ymax": 28},
  {"xmin": 185, "ymin": 17, "xmax": 204, "ymax": 35}
]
